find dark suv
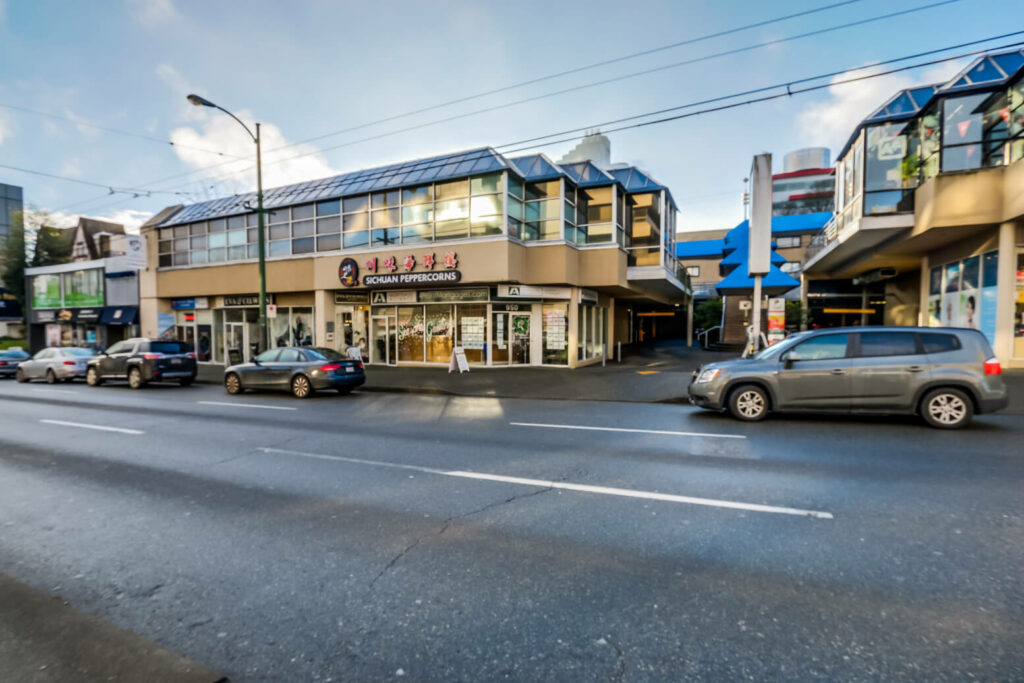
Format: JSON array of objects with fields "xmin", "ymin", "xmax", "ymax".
[
  {"xmin": 688, "ymin": 327, "xmax": 1008, "ymax": 429},
  {"xmin": 86, "ymin": 338, "xmax": 198, "ymax": 389}
]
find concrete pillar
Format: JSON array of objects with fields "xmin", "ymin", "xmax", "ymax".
[
  {"xmin": 918, "ymin": 255, "xmax": 929, "ymax": 327},
  {"xmin": 567, "ymin": 289, "xmax": 579, "ymax": 369},
  {"xmin": 314, "ymin": 289, "xmax": 331, "ymax": 347},
  {"xmin": 995, "ymin": 220, "xmax": 1017, "ymax": 365},
  {"xmin": 799, "ymin": 274, "xmax": 809, "ymax": 331},
  {"xmin": 686, "ymin": 296, "xmax": 694, "ymax": 347},
  {"xmin": 860, "ymin": 288, "xmax": 869, "ymax": 326}
]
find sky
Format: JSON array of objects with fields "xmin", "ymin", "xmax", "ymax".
[{"xmin": 1, "ymin": 0, "xmax": 1023, "ymax": 234}]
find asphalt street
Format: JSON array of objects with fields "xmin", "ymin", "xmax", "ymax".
[{"xmin": 0, "ymin": 377, "xmax": 1022, "ymax": 681}]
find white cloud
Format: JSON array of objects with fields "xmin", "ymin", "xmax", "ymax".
[
  {"xmin": 60, "ymin": 157, "xmax": 82, "ymax": 177},
  {"xmin": 797, "ymin": 62, "xmax": 966, "ymax": 153},
  {"xmin": 42, "ymin": 208, "xmax": 153, "ymax": 234},
  {"xmin": 170, "ymin": 111, "xmax": 336, "ymax": 194},
  {"xmin": 127, "ymin": 0, "xmax": 176, "ymax": 27}
]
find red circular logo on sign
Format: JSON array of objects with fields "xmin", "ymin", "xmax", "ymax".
[{"xmin": 338, "ymin": 258, "xmax": 359, "ymax": 287}]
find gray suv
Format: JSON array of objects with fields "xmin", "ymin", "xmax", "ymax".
[{"xmin": 688, "ymin": 327, "xmax": 1008, "ymax": 429}]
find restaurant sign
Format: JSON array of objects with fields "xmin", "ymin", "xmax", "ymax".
[
  {"xmin": 223, "ymin": 294, "xmax": 274, "ymax": 307},
  {"xmin": 340, "ymin": 251, "xmax": 461, "ymax": 288}
]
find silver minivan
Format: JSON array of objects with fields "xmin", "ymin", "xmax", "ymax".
[{"xmin": 688, "ymin": 327, "xmax": 1008, "ymax": 428}]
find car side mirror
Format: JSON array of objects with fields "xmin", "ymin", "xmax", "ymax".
[
  {"xmin": 253, "ymin": 358, "xmax": 261, "ymax": 366},
  {"xmin": 782, "ymin": 351, "xmax": 801, "ymax": 368}
]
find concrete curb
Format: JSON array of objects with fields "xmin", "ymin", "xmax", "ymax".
[{"xmin": 0, "ymin": 572, "xmax": 224, "ymax": 683}]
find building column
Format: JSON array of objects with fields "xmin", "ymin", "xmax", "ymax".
[
  {"xmin": 567, "ymin": 290, "xmax": 579, "ymax": 369},
  {"xmin": 799, "ymin": 274, "xmax": 809, "ymax": 331},
  {"xmin": 917, "ymin": 255, "xmax": 929, "ymax": 327},
  {"xmin": 995, "ymin": 220, "xmax": 1017, "ymax": 365},
  {"xmin": 686, "ymin": 296, "xmax": 694, "ymax": 347},
  {"xmin": 314, "ymin": 289, "xmax": 331, "ymax": 347}
]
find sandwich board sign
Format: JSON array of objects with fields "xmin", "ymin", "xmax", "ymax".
[{"xmin": 449, "ymin": 346, "xmax": 470, "ymax": 373}]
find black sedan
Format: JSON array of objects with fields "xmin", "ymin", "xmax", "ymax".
[
  {"xmin": 224, "ymin": 346, "xmax": 365, "ymax": 398},
  {"xmin": 0, "ymin": 348, "xmax": 30, "ymax": 378}
]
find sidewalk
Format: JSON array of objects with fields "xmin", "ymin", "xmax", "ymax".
[
  {"xmin": 196, "ymin": 342, "xmax": 1024, "ymax": 410},
  {"xmin": 0, "ymin": 572, "xmax": 222, "ymax": 683},
  {"xmin": 197, "ymin": 341, "xmax": 733, "ymax": 403}
]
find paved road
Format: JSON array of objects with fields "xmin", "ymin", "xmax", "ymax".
[{"xmin": 0, "ymin": 378, "xmax": 1022, "ymax": 681}]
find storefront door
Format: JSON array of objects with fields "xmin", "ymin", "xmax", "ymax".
[
  {"xmin": 511, "ymin": 314, "xmax": 531, "ymax": 365},
  {"xmin": 371, "ymin": 316, "xmax": 397, "ymax": 366},
  {"xmin": 225, "ymin": 322, "xmax": 246, "ymax": 365}
]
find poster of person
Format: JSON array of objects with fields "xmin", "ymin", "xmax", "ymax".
[
  {"xmin": 943, "ymin": 262, "xmax": 960, "ymax": 328},
  {"xmin": 958, "ymin": 256, "xmax": 979, "ymax": 329}
]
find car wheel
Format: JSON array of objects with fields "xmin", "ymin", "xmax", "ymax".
[
  {"xmin": 15, "ymin": 368, "xmax": 28, "ymax": 383},
  {"xmin": 128, "ymin": 367, "xmax": 145, "ymax": 390},
  {"xmin": 45, "ymin": 369, "xmax": 57, "ymax": 384},
  {"xmin": 86, "ymin": 367, "xmax": 102, "ymax": 386},
  {"xmin": 728, "ymin": 384, "xmax": 769, "ymax": 422},
  {"xmin": 225, "ymin": 373, "xmax": 243, "ymax": 395},
  {"xmin": 291, "ymin": 374, "xmax": 313, "ymax": 399},
  {"xmin": 921, "ymin": 387, "xmax": 973, "ymax": 429}
]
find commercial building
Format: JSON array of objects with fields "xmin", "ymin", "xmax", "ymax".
[
  {"xmin": 24, "ymin": 219, "xmax": 144, "ymax": 350},
  {"xmin": 0, "ymin": 182, "xmax": 22, "ymax": 243},
  {"xmin": 803, "ymin": 47, "xmax": 1024, "ymax": 366},
  {"xmin": 772, "ymin": 148, "xmax": 835, "ymax": 216},
  {"xmin": 0, "ymin": 183, "xmax": 25, "ymax": 335},
  {"xmin": 140, "ymin": 146, "xmax": 688, "ymax": 368}
]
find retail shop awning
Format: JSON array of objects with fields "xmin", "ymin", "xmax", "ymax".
[{"xmin": 99, "ymin": 306, "xmax": 138, "ymax": 325}]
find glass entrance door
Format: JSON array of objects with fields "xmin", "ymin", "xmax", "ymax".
[
  {"xmin": 492, "ymin": 312, "xmax": 510, "ymax": 364},
  {"xmin": 225, "ymin": 322, "xmax": 246, "ymax": 365},
  {"xmin": 510, "ymin": 314, "xmax": 531, "ymax": 365},
  {"xmin": 371, "ymin": 316, "xmax": 397, "ymax": 365}
]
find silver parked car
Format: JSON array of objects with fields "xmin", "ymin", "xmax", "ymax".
[
  {"xmin": 16, "ymin": 347, "xmax": 97, "ymax": 383},
  {"xmin": 688, "ymin": 327, "xmax": 1008, "ymax": 429}
]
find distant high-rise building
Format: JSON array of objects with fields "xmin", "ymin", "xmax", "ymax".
[
  {"xmin": 558, "ymin": 130, "xmax": 611, "ymax": 168},
  {"xmin": 0, "ymin": 182, "xmax": 23, "ymax": 240},
  {"xmin": 772, "ymin": 148, "xmax": 834, "ymax": 216}
]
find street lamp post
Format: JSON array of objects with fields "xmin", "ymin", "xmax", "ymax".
[{"xmin": 186, "ymin": 94, "xmax": 268, "ymax": 355}]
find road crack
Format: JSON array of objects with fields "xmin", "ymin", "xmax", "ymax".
[{"xmin": 368, "ymin": 482, "xmax": 558, "ymax": 588}]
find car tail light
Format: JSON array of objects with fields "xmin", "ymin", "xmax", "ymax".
[
  {"xmin": 143, "ymin": 353, "xmax": 163, "ymax": 359},
  {"xmin": 63, "ymin": 360, "xmax": 76, "ymax": 366},
  {"xmin": 187, "ymin": 352, "xmax": 196, "ymax": 359},
  {"xmin": 0, "ymin": 361, "xmax": 6, "ymax": 366},
  {"xmin": 357, "ymin": 361, "xmax": 364, "ymax": 370},
  {"xmin": 320, "ymin": 364, "xmax": 342, "ymax": 372},
  {"xmin": 984, "ymin": 357, "xmax": 1002, "ymax": 375}
]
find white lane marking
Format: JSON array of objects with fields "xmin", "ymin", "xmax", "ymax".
[
  {"xmin": 258, "ymin": 447, "xmax": 830, "ymax": 519},
  {"xmin": 40, "ymin": 419, "xmax": 144, "ymax": 435},
  {"xmin": 509, "ymin": 422, "xmax": 746, "ymax": 440},
  {"xmin": 198, "ymin": 401, "xmax": 298, "ymax": 412}
]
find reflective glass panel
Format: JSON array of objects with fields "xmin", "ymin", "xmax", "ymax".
[
  {"xmin": 316, "ymin": 199, "xmax": 340, "ymax": 216},
  {"xmin": 435, "ymin": 179, "xmax": 469, "ymax": 200},
  {"xmin": 293, "ymin": 204, "xmax": 315, "ymax": 220},
  {"xmin": 316, "ymin": 216, "xmax": 340, "ymax": 234},
  {"xmin": 397, "ymin": 306, "xmax": 424, "ymax": 362},
  {"xmin": 471, "ymin": 173, "xmax": 502, "ymax": 195},
  {"xmin": 343, "ymin": 196, "xmax": 369, "ymax": 213},
  {"xmin": 317, "ymin": 234, "xmax": 341, "ymax": 252},
  {"xmin": 402, "ymin": 224, "xmax": 432, "ymax": 244},
  {"xmin": 371, "ymin": 208, "xmax": 399, "ymax": 228},
  {"xmin": 292, "ymin": 237, "xmax": 315, "ymax": 254},
  {"xmin": 435, "ymin": 219, "xmax": 469, "ymax": 240},
  {"xmin": 402, "ymin": 185, "xmax": 432, "ymax": 205},
  {"xmin": 292, "ymin": 220, "xmax": 314, "ymax": 237},
  {"xmin": 343, "ymin": 212, "xmax": 369, "ymax": 232},
  {"xmin": 343, "ymin": 231, "xmax": 369, "ymax": 248}
]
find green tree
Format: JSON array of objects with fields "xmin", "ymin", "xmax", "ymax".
[
  {"xmin": 785, "ymin": 300, "xmax": 812, "ymax": 330},
  {"xmin": 694, "ymin": 297, "xmax": 723, "ymax": 330},
  {"xmin": 0, "ymin": 209, "xmax": 28, "ymax": 309},
  {"xmin": 30, "ymin": 223, "xmax": 72, "ymax": 267}
]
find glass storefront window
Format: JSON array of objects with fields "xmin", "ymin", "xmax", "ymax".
[
  {"xmin": 542, "ymin": 303, "xmax": 568, "ymax": 365},
  {"xmin": 271, "ymin": 308, "xmax": 291, "ymax": 348},
  {"xmin": 1015, "ymin": 252, "xmax": 1024, "ymax": 358},
  {"xmin": 457, "ymin": 304, "xmax": 487, "ymax": 364},
  {"xmin": 425, "ymin": 305, "xmax": 454, "ymax": 363},
  {"xmin": 397, "ymin": 305, "xmax": 424, "ymax": 362},
  {"xmin": 63, "ymin": 269, "xmax": 104, "ymax": 307},
  {"xmin": 31, "ymin": 274, "xmax": 62, "ymax": 308}
]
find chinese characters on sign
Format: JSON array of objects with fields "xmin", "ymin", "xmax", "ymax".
[{"xmin": 341, "ymin": 252, "xmax": 461, "ymax": 288}]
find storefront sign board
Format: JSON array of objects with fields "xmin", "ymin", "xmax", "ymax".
[
  {"xmin": 418, "ymin": 288, "xmax": 489, "ymax": 303},
  {"xmin": 363, "ymin": 271, "xmax": 462, "ymax": 288},
  {"xmin": 223, "ymin": 294, "xmax": 273, "ymax": 307},
  {"xmin": 767, "ymin": 297, "xmax": 785, "ymax": 344},
  {"xmin": 449, "ymin": 346, "xmax": 469, "ymax": 373},
  {"xmin": 371, "ymin": 290, "xmax": 417, "ymax": 304},
  {"xmin": 334, "ymin": 292, "xmax": 369, "ymax": 304},
  {"xmin": 171, "ymin": 297, "xmax": 209, "ymax": 310},
  {"xmin": 497, "ymin": 285, "xmax": 571, "ymax": 300}
]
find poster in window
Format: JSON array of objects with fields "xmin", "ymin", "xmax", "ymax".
[
  {"xmin": 959, "ymin": 256, "xmax": 980, "ymax": 329},
  {"xmin": 459, "ymin": 316, "xmax": 485, "ymax": 350},
  {"xmin": 943, "ymin": 262, "xmax": 960, "ymax": 327},
  {"xmin": 544, "ymin": 310, "xmax": 567, "ymax": 350}
]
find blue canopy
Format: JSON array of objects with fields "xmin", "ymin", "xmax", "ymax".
[{"xmin": 716, "ymin": 264, "xmax": 800, "ymax": 296}]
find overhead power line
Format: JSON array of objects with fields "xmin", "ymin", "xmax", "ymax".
[
  {"xmin": 130, "ymin": 0, "xmax": 964, "ymax": 197},
  {"xmin": 284, "ymin": 0, "xmax": 871, "ymax": 151},
  {"xmin": 0, "ymin": 102, "xmax": 242, "ymax": 159},
  {"xmin": 125, "ymin": 38, "xmax": 1019, "ymax": 216},
  {"xmin": 0, "ymin": 163, "xmax": 193, "ymax": 199}
]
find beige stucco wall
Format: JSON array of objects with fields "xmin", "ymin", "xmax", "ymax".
[{"xmin": 883, "ymin": 270, "xmax": 920, "ymax": 326}]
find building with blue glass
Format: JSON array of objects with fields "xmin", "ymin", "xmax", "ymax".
[
  {"xmin": 140, "ymin": 147, "xmax": 689, "ymax": 368},
  {"xmin": 803, "ymin": 47, "xmax": 1024, "ymax": 366}
]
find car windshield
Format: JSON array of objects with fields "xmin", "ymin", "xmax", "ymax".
[
  {"xmin": 304, "ymin": 347, "xmax": 345, "ymax": 361},
  {"xmin": 149, "ymin": 341, "xmax": 189, "ymax": 354},
  {"xmin": 751, "ymin": 332, "xmax": 808, "ymax": 360},
  {"xmin": 63, "ymin": 348, "xmax": 95, "ymax": 357}
]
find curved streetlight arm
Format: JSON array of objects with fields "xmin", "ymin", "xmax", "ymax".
[{"xmin": 186, "ymin": 93, "xmax": 257, "ymax": 142}]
